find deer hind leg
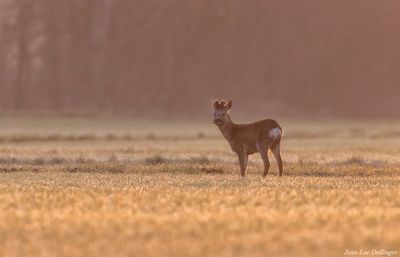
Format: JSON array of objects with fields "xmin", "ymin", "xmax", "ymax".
[
  {"xmin": 271, "ymin": 143, "xmax": 283, "ymax": 177},
  {"xmin": 237, "ymin": 151, "xmax": 248, "ymax": 177},
  {"xmin": 257, "ymin": 144, "xmax": 270, "ymax": 177}
]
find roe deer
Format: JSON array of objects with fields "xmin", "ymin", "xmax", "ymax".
[{"xmin": 212, "ymin": 99, "xmax": 283, "ymax": 177}]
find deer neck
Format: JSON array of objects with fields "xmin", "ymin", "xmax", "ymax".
[{"xmin": 218, "ymin": 114, "xmax": 235, "ymax": 141}]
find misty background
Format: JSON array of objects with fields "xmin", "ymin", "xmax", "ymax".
[{"xmin": 1, "ymin": 0, "xmax": 399, "ymax": 118}]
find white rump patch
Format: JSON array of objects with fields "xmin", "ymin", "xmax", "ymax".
[{"xmin": 268, "ymin": 127, "xmax": 282, "ymax": 140}]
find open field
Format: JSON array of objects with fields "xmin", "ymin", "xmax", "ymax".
[{"xmin": 0, "ymin": 117, "xmax": 400, "ymax": 257}]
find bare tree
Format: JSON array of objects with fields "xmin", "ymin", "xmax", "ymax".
[{"xmin": 13, "ymin": 0, "xmax": 33, "ymax": 109}]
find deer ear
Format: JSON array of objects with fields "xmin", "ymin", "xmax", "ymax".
[
  {"xmin": 226, "ymin": 100, "xmax": 232, "ymax": 110},
  {"xmin": 212, "ymin": 99, "xmax": 218, "ymax": 108}
]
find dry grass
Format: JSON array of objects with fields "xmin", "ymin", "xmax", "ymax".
[{"xmin": 0, "ymin": 118, "xmax": 400, "ymax": 257}]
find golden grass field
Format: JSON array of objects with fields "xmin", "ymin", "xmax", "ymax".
[{"xmin": 0, "ymin": 117, "xmax": 399, "ymax": 257}]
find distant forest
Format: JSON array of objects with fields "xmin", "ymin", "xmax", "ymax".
[{"xmin": 1, "ymin": 0, "xmax": 400, "ymax": 117}]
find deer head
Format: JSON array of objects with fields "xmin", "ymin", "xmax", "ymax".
[{"xmin": 212, "ymin": 99, "xmax": 232, "ymax": 127}]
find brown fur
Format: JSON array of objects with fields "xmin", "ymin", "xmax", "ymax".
[{"xmin": 212, "ymin": 99, "xmax": 283, "ymax": 177}]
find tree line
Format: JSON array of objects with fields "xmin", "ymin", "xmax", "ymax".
[{"xmin": 1, "ymin": 0, "xmax": 399, "ymax": 117}]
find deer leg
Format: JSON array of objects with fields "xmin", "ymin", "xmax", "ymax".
[
  {"xmin": 271, "ymin": 144, "xmax": 283, "ymax": 177},
  {"xmin": 258, "ymin": 144, "xmax": 270, "ymax": 177},
  {"xmin": 237, "ymin": 151, "xmax": 248, "ymax": 177}
]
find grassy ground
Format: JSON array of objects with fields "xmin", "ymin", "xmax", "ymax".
[{"xmin": 0, "ymin": 117, "xmax": 399, "ymax": 257}]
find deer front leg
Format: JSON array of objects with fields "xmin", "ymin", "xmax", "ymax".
[
  {"xmin": 258, "ymin": 144, "xmax": 270, "ymax": 177},
  {"xmin": 237, "ymin": 151, "xmax": 248, "ymax": 177}
]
